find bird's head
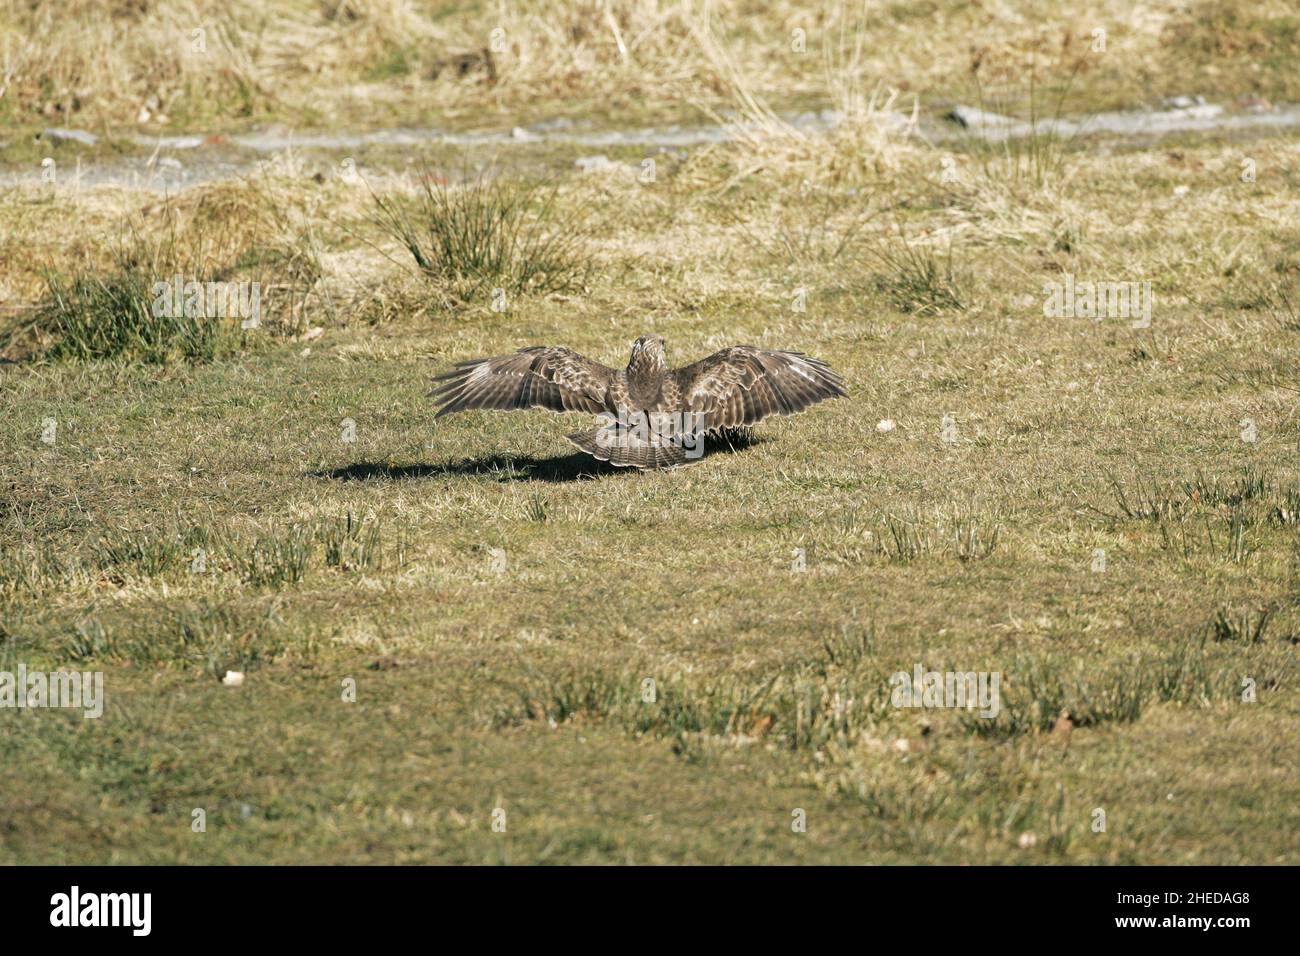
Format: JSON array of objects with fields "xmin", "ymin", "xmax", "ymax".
[{"xmin": 629, "ymin": 334, "xmax": 666, "ymax": 369}]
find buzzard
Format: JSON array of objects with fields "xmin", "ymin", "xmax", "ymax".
[{"xmin": 430, "ymin": 335, "xmax": 846, "ymax": 469}]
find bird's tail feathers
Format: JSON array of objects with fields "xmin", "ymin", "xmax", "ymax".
[{"xmin": 566, "ymin": 424, "xmax": 691, "ymax": 470}]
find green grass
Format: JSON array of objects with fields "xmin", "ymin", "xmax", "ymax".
[
  {"xmin": 2, "ymin": 36, "xmax": 1299, "ymax": 863},
  {"xmin": 30, "ymin": 265, "xmax": 227, "ymax": 364}
]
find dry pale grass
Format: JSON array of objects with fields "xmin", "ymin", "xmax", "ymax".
[{"xmin": 3, "ymin": 0, "xmax": 1299, "ymax": 130}]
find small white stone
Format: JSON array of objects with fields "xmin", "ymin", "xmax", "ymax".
[
  {"xmin": 877, "ymin": 419, "xmax": 896, "ymax": 433},
  {"xmin": 1018, "ymin": 832, "xmax": 1038, "ymax": 849},
  {"xmin": 221, "ymin": 670, "xmax": 245, "ymax": 687}
]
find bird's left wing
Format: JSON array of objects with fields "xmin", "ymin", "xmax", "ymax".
[
  {"xmin": 672, "ymin": 346, "xmax": 846, "ymax": 430},
  {"xmin": 430, "ymin": 346, "xmax": 614, "ymax": 418}
]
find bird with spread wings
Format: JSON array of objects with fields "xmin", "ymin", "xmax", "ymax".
[{"xmin": 430, "ymin": 334, "xmax": 846, "ymax": 469}]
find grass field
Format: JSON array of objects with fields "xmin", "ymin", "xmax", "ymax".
[
  {"xmin": 5, "ymin": 0, "xmax": 1300, "ymax": 128},
  {"xmin": 1, "ymin": 1, "xmax": 1298, "ymax": 864}
]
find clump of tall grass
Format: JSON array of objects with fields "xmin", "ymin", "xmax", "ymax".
[
  {"xmin": 1099, "ymin": 468, "xmax": 1293, "ymax": 561},
  {"xmin": 371, "ymin": 172, "xmax": 594, "ymax": 304},
  {"xmin": 31, "ymin": 259, "xmax": 226, "ymax": 363},
  {"xmin": 0, "ymin": 513, "xmax": 404, "ymax": 602},
  {"xmin": 62, "ymin": 601, "xmax": 289, "ymax": 674},
  {"xmin": 964, "ymin": 629, "xmax": 1288, "ymax": 738},
  {"xmin": 874, "ymin": 511, "xmax": 935, "ymax": 563},
  {"xmin": 4, "ymin": 174, "xmax": 365, "ymax": 364},
  {"xmin": 1234, "ymin": 274, "xmax": 1300, "ymax": 333},
  {"xmin": 8, "ymin": 209, "xmax": 278, "ymax": 363},
  {"xmin": 949, "ymin": 504, "xmax": 1002, "ymax": 562},
  {"xmin": 1270, "ymin": 484, "xmax": 1300, "ymax": 526},
  {"xmin": 89, "ymin": 531, "xmax": 186, "ymax": 582},
  {"xmin": 524, "ymin": 492, "xmax": 549, "ymax": 524},
  {"xmin": 819, "ymin": 616, "xmax": 877, "ymax": 671},
  {"xmin": 1210, "ymin": 607, "xmax": 1271, "ymax": 644},
  {"xmin": 221, "ymin": 512, "xmax": 400, "ymax": 586},
  {"xmin": 0, "ymin": 542, "xmax": 83, "ymax": 600},
  {"xmin": 956, "ymin": 56, "xmax": 1086, "ymax": 189},
  {"xmin": 1157, "ymin": 511, "xmax": 1257, "ymax": 565},
  {"xmin": 1100, "ymin": 474, "xmax": 1184, "ymax": 523},
  {"xmin": 1183, "ymin": 465, "xmax": 1270, "ymax": 507},
  {"xmin": 501, "ymin": 623, "xmax": 1294, "ymax": 752},
  {"xmin": 690, "ymin": 3, "xmax": 919, "ymax": 185},
  {"xmin": 228, "ymin": 524, "xmax": 315, "ymax": 588},
  {"xmin": 868, "ymin": 222, "xmax": 968, "ymax": 316},
  {"xmin": 319, "ymin": 511, "xmax": 391, "ymax": 570},
  {"xmin": 823, "ymin": 503, "xmax": 1001, "ymax": 565},
  {"xmin": 498, "ymin": 664, "xmax": 891, "ymax": 754}
]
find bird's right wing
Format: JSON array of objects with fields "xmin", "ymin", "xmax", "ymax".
[{"xmin": 430, "ymin": 346, "xmax": 614, "ymax": 417}]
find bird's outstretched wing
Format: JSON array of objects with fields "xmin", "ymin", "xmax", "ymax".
[
  {"xmin": 430, "ymin": 346, "xmax": 614, "ymax": 418},
  {"xmin": 672, "ymin": 346, "xmax": 846, "ymax": 430}
]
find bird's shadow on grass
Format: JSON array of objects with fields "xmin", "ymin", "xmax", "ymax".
[
  {"xmin": 316, "ymin": 453, "xmax": 619, "ymax": 483},
  {"xmin": 312, "ymin": 429, "xmax": 763, "ymax": 484}
]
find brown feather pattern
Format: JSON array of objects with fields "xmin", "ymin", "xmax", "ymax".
[
  {"xmin": 672, "ymin": 346, "xmax": 847, "ymax": 430},
  {"xmin": 429, "ymin": 346, "xmax": 614, "ymax": 418},
  {"xmin": 430, "ymin": 336, "xmax": 846, "ymax": 469}
]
